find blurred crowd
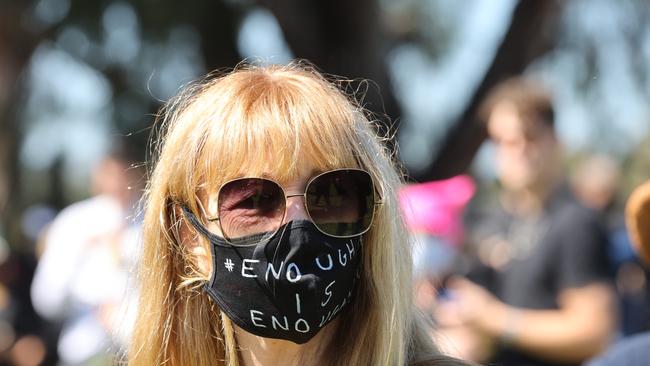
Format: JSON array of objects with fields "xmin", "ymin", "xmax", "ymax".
[
  {"xmin": 406, "ymin": 78, "xmax": 650, "ymax": 366},
  {"xmin": 0, "ymin": 69, "xmax": 649, "ymax": 366},
  {"xmin": 0, "ymin": 142, "xmax": 142, "ymax": 365}
]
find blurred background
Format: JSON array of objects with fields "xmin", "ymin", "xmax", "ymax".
[{"xmin": 1, "ymin": 0, "xmax": 650, "ymax": 365}]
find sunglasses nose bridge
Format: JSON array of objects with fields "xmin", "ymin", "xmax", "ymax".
[{"xmin": 283, "ymin": 193, "xmax": 310, "ymax": 223}]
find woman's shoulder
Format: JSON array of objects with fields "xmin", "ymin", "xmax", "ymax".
[{"xmin": 410, "ymin": 354, "xmax": 478, "ymax": 366}]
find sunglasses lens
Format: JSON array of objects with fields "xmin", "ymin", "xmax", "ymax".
[
  {"xmin": 218, "ymin": 178, "xmax": 285, "ymax": 239},
  {"xmin": 306, "ymin": 170, "xmax": 375, "ymax": 237}
]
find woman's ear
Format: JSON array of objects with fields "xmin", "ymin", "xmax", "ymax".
[{"xmin": 172, "ymin": 204, "xmax": 212, "ymax": 278}]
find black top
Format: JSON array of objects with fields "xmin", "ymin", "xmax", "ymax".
[{"xmin": 466, "ymin": 185, "xmax": 610, "ymax": 366}]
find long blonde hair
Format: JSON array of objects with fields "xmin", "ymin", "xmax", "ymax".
[{"xmin": 129, "ymin": 62, "xmax": 441, "ymax": 365}]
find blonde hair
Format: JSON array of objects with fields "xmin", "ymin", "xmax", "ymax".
[{"xmin": 129, "ymin": 62, "xmax": 443, "ymax": 366}]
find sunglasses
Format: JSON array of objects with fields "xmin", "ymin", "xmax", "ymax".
[{"xmin": 193, "ymin": 169, "xmax": 382, "ymax": 244}]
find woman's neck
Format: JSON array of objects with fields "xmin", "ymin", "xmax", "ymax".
[{"xmin": 234, "ymin": 320, "xmax": 337, "ymax": 366}]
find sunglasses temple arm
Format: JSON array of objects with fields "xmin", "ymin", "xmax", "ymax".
[
  {"xmin": 193, "ymin": 194, "xmax": 220, "ymax": 221},
  {"xmin": 181, "ymin": 205, "xmax": 218, "ymax": 239},
  {"xmin": 374, "ymin": 189, "xmax": 385, "ymax": 206}
]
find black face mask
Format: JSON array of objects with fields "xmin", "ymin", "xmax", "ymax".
[{"xmin": 183, "ymin": 207, "xmax": 362, "ymax": 344}]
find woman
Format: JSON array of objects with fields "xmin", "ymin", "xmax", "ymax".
[{"xmin": 129, "ymin": 63, "xmax": 469, "ymax": 365}]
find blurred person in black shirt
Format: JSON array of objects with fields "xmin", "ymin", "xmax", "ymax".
[
  {"xmin": 434, "ymin": 78, "xmax": 617, "ymax": 366},
  {"xmin": 572, "ymin": 154, "xmax": 650, "ymax": 337}
]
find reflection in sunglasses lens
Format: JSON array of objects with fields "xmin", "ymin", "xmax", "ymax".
[
  {"xmin": 218, "ymin": 179, "xmax": 285, "ymax": 239},
  {"xmin": 306, "ymin": 170, "xmax": 374, "ymax": 237}
]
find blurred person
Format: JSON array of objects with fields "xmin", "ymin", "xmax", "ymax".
[
  {"xmin": 0, "ymin": 226, "xmax": 50, "ymax": 366},
  {"xmin": 398, "ymin": 176, "xmax": 475, "ymax": 313},
  {"xmin": 572, "ymin": 154, "xmax": 650, "ymax": 336},
  {"xmin": 571, "ymin": 154, "xmax": 621, "ymax": 213},
  {"xmin": 434, "ymin": 78, "xmax": 617, "ymax": 365},
  {"xmin": 586, "ymin": 179, "xmax": 650, "ymax": 365},
  {"xmin": 128, "ymin": 64, "xmax": 471, "ymax": 366},
  {"xmin": 30, "ymin": 142, "xmax": 142, "ymax": 365}
]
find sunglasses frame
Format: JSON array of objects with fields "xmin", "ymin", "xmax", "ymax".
[{"xmin": 201, "ymin": 168, "xmax": 383, "ymax": 243}]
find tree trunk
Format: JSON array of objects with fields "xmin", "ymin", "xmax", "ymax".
[
  {"xmin": 415, "ymin": 0, "xmax": 560, "ymax": 181},
  {"xmin": 0, "ymin": 2, "xmax": 43, "ymax": 246},
  {"xmin": 261, "ymin": 0, "xmax": 401, "ymax": 152}
]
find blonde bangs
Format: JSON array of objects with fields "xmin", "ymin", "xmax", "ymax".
[{"xmin": 186, "ymin": 67, "xmax": 361, "ymax": 190}]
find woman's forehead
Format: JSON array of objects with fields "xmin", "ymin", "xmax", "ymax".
[
  {"xmin": 240, "ymin": 158, "xmax": 326, "ymax": 185},
  {"xmin": 201, "ymin": 159, "xmax": 326, "ymax": 192},
  {"xmin": 259, "ymin": 167, "xmax": 321, "ymax": 185}
]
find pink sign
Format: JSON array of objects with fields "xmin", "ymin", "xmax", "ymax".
[{"xmin": 398, "ymin": 175, "xmax": 475, "ymax": 245}]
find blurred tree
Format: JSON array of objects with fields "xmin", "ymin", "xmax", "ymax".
[
  {"xmin": 0, "ymin": 1, "xmax": 47, "ymax": 242},
  {"xmin": 0, "ymin": 0, "xmax": 564, "ymax": 244},
  {"xmin": 417, "ymin": 0, "xmax": 560, "ymax": 181},
  {"xmin": 6, "ymin": 0, "xmax": 650, "ymax": 242},
  {"xmin": 261, "ymin": 0, "xmax": 401, "ymax": 151},
  {"xmin": 1, "ymin": 0, "xmax": 406, "ymax": 241},
  {"xmin": 2, "ymin": 0, "xmax": 650, "ymax": 364},
  {"xmin": 62, "ymin": 0, "xmax": 242, "ymax": 147},
  {"xmin": 0, "ymin": 0, "xmax": 244, "ymax": 244}
]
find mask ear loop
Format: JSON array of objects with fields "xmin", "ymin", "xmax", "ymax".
[
  {"xmin": 169, "ymin": 200, "xmax": 217, "ymax": 284},
  {"xmin": 194, "ymin": 194, "xmax": 215, "ymax": 223},
  {"xmin": 187, "ymin": 194, "xmax": 228, "ymax": 243}
]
